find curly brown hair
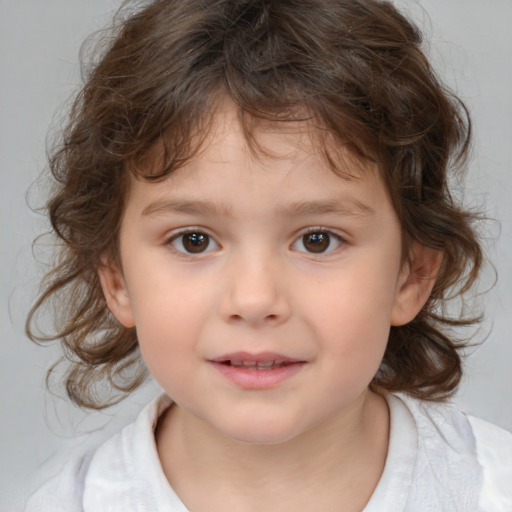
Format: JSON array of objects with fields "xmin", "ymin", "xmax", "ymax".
[{"xmin": 27, "ymin": 0, "xmax": 483, "ymax": 409}]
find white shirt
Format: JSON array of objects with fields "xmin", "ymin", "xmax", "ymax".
[{"xmin": 25, "ymin": 393, "xmax": 512, "ymax": 511}]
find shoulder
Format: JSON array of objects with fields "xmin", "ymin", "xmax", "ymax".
[
  {"xmin": 24, "ymin": 394, "xmax": 181, "ymax": 512},
  {"xmin": 467, "ymin": 415, "xmax": 512, "ymax": 511},
  {"xmin": 392, "ymin": 393, "xmax": 512, "ymax": 511},
  {"xmin": 24, "ymin": 450, "xmax": 94, "ymax": 512}
]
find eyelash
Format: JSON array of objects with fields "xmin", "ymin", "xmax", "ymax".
[
  {"xmin": 166, "ymin": 227, "xmax": 347, "ymax": 256},
  {"xmin": 167, "ymin": 228, "xmax": 220, "ymax": 255},
  {"xmin": 292, "ymin": 228, "xmax": 346, "ymax": 255}
]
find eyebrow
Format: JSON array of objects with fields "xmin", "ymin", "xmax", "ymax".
[
  {"xmin": 141, "ymin": 198, "xmax": 374, "ymax": 219},
  {"xmin": 276, "ymin": 199, "xmax": 375, "ymax": 218},
  {"xmin": 142, "ymin": 199, "xmax": 233, "ymax": 218}
]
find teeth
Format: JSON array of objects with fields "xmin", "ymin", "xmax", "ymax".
[
  {"xmin": 255, "ymin": 361, "xmax": 275, "ymax": 368},
  {"xmin": 228, "ymin": 360, "xmax": 286, "ymax": 369}
]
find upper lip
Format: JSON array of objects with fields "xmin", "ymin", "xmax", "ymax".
[{"xmin": 209, "ymin": 351, "xmax": 305, "ymax": 365}]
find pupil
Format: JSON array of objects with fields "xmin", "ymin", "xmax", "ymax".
[
  {"xmin": 183, "ymin": 233, "xmax": 208, "ymax": 253},
  {"xmin": 304, "ymin": 232, "xmax": 329, "ymax": 253}
]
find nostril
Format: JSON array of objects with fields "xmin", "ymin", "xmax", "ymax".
[{"xmin": 228, "ymin": 313, "xmax": 278, "ymax": 324}]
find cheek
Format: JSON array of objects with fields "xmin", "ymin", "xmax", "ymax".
[
  {"xmin": 305, "ymin": 260, "xmax": 399, "ymax": 363},
  {"xmin": 132, "ymin": 301, "xmax": 200, "ymax": 397},
  {"xmin": 125, "ymin": 272, "xmax": 215, "ymax": 370},
  {"xmin": 127, "ymin": 262, "xmax": 210, "ymax": 324}
]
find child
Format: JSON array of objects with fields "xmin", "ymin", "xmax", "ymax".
[{"xmin": 25, "ymin": 0, "xmax": 511, "ymax": 510}]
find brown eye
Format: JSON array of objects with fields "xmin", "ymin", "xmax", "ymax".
[
  {"xmin": 171, "ymin": 232, "xmax": 218, "ymax": 254},
  {"xmin": 303, "ymin": 232, "xmax": 330, "ymax": 253},
  {"xmin": 292, "ymin": 231, "xmax": 343, "ymax": 254}
]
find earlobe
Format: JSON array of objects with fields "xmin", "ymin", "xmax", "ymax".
[
  {"xmin": 391, "ymin": 243, "xmax": 443, "ymax": 327},
  {"xmin": 97, "ymin": 257, "xmax": 136, "ymax": 328}
]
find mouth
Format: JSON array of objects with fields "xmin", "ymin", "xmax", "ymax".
[
  {"xmin": 208, "ymin": 352, "xmax": 306, "ymax": 388},
  {"xmin": 210, "ymin": 352, "xmax": 304, "ymax": 369},
  {"xmin": 220, "ymin": 360, "xmax": 297, "ymax": 370}
]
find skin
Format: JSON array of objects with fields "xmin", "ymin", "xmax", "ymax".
[{"xmin": 99, "ymin": 101, "xmax": 441, "ymax": 512}]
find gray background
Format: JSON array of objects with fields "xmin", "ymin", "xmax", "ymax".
[{"xmin": 1, "ymin": 1, "xmax": 511, "ymax": 509}]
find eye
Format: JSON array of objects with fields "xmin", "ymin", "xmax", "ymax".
[
  {"xmin": 169, "ymin": 231, "xmax": 219, "ymax": 254},
  {"xmin": 292, "ymin": 230, "xmax": 344, "ymax": 254}
]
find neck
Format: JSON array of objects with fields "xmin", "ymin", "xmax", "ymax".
[{"xmin": 156, "ymin": 390, "xmax": 390, "ymax": 512}]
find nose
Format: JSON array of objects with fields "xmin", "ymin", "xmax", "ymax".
[{"xmin": 219, "ymin": 251, "xmax": 291, "ymax": 327}]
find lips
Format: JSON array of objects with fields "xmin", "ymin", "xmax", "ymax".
[
  {"xmin": 208, "ymin": 352, "xmax": 306, "ymax": 389},
  {"xmin": 225, "ymin": 360, "xmax": 292, "ymax": 369},
  {"xmin": 210, "ymin": 351, "xmax": 304, "ymax": 368}
]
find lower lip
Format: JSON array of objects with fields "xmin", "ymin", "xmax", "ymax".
[{"xmin": 210, "ymin": 362, "xmax": 305, "ymax": 389}]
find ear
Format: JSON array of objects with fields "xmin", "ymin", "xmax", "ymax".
[
  {"xmin": 391, "ymin": 242, "xmax": 443, "ymax": 327},
  {"xmin": 97, "ymin": 256, "xmax": 136, "ymax": 328}
]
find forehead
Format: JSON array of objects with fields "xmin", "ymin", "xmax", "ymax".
[
  {"xmin": 141, "ymin": 99, "xmax": 379, "ymax": 183},
  {"xmin": 123, "ymin": 100, "xmax": 393, "ymax": 225}
]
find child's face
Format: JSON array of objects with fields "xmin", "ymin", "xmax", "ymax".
[{"xmin": 101, "ymin": 102, "xmax": 424, "ymax": 445}]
